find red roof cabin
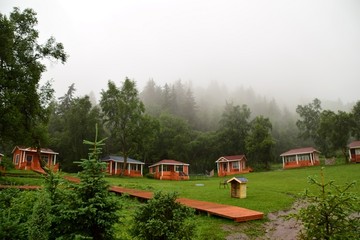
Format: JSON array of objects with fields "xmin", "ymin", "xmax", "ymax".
[
  {"xmin": 216, "ymin": 155, "xmax": 250, "ymax": 177},
  {"xmin": 12, "ymin": 146, "xmax": 59, "ymax": 172},
  {"xmin": 148, "ymin": 160, "xmax": 189, "ymax": 180},
  {"xmin": 101, "ymin": 155, "xmax": 144, "ymax": 177},
  {"xmin": 280, "ymin": 147, "xmax": 320, "ymax": 169},
  {"xmin": 348, "ymin": 141, "xmax": 360, "ymax": 163}
]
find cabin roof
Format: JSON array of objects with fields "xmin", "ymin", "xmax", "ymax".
[
  {"xmin": 348, "ymin": 141, "xmax": 360, "ymax": 149},
  {"xmin": 216, "ymin": 155, "xmax": 246, "ymax": 162},
  {"xmin": 12, "ymin": 146, "xmax": 59, "ymax": 155},
  {"xmin": 149, "ymin": 159, "xmax": 189, "ymax": 168},
  {"xmin": 101, "ymin": 155, "xmax": 144, "ymax": 164},
  {"xmin": 280, "ymin": 147, "xmax": 320, "ymax": 157}
]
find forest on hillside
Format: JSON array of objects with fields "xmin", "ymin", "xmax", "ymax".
[{"xmin": 3, "ymin": 77, "xmax": 359, "ymax": 174}]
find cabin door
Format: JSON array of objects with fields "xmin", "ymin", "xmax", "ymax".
[{"xmin": 26, "ymin": 155, "xmax": 33, "ymax": 166}]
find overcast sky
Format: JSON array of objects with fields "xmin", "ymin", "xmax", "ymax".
[{"xmin": 2, "ymin": 0, "xmax": 360, "ymax": 104}]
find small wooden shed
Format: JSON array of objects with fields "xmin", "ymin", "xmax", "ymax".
[{"xmin": 227, "ymin": 177, "xmax": 248, "ymax": 199}]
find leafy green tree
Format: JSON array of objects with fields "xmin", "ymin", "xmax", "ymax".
[
  {"xmin": 156, "ymin": 113, "xmax": 194, "ymax": 161},
  {"xmin": 318, "ymin": 110, "xmax": 352, "ymax": 160},
  {"xmin": 217, "ymin": 103, "xmax": 251, "ymax": 155},
  {"xmin": 296, "ymin": 98, "xmax": 322, "ymax": 146},
  {"xmin": 100, "ymin": 78, "xmax": 145, "ymax": 174},
  {"xmin": 48, "ymin": 86, "xmax": 103, "ymax": 172},
  {"xmin": 131, "ymin": 191, "xmax": 196, "ymax": 240},
  {"xmin": 245, "ymin": 116, "xmax": 274, "ymax": 170},
  {"xmin": 351, "ymin": 100, "xmax": 360, "ymax": 139},
  {"xmin": 291, "ymin": 169, "xmax": 360, "ymax": 240},
  {"xmin": 0, "ymin": 7, "xmax": 67, "ymax": 149}
]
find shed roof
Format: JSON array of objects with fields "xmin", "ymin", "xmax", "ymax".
[
  {"xmin": 101, "ymin": 155, "xmax": 144, "ymax": 164},
  {"xmin": 227, "ymin": 177, "xmax": 248, "ymax": 183},
  {"xmin": 216, "ymin": 155, "xmax": 246, "ymax": 163},
  {"xmin": 348, "ymin": 141, "xmax": 360, "ymax": 149},
  {"xmin": 12, "ymin": 146, "xmax": 58, "ymax": 155},
  {"xmin": 149, "ymin": 159, "xmax": 189, "ymax": 168},
  {"xmin": 280, "ymin": 147, "xmax": 320, "ymax": 157}
]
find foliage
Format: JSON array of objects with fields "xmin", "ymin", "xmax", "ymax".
[
  {"xmin": 290, "ymin": 168, "xmax": 360, "ymax": 240},
  {"xmin": 217, "ymin": 102, "xmax": 251, "ymax": 155},
  {"xmin": 351, "ymin": 100, "xmax": 360, "ymax": 139},
  {"xmin": 27, "ymin": 192, "xmax": 52, "ymax": 240},
  {"xmin": 156, "ymin": 113, "xmax": 194, "ymax": 161},
  {"xmin": 101, "ymin": 78, "xmax": 146, "ymax": 174},
  {"xmin": 296, "ymin": 98, "xmax": 322, "ymax": 146},
  {"xmin": 131, "ymin": 191, "xmax": 196, "ymax": 240},
  {"xmin": 0, "ymin": 155, "xmax": 14, "ymax": 170},
  {"xmin": 318, "ymin": 110, "xmax": 352, "ymax": 160},
  {"xmin": 0, "ymin": 7, "xmax": 66, "ymax": 148},
  {"xmin": 245, "ymin": 116, "xmax": 274, "ymax": 170},
  {"xmin": 0, "ymin": 189, "xmax": 39, "ymax": 239},
  {"xmin": 63, "ymin": 125, "xmax": 120, "ymax": 239},
  {"xmin": 48, "ymin": 85, "xmax": 103, "ymax": 172}
]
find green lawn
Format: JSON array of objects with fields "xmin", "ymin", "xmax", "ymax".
[
  {"xmin": 106, "ymin": 164, "xmax": 360, "ymax": 214},
  {"xmin": 1, "ymin": 164, "xmax": 359, "ymax": 239}
]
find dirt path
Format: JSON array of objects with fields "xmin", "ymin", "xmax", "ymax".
[{"xmin": 224, "ymin": 202, "xmax": 303, "ymax": 240}]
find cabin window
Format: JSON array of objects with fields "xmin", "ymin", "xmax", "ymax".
[
  {"xmin": 41, "ymin": 155, "xmax": 49, "ymax": 164},
  {"xmin": 131, "ymin": 164, "xmax": 138, "ymax": 171},
  {"xmin": 232, "ymin": 162, "xmax": 239, "ymax": 169},
  {"xmin": 298, "ymin": 154, "xmax": 310, "ymax": 161},
  {"xmin": 162, "ymin": 165, "xmax": 169, "ymax": 171},
  {"xmin": 285, "ymin": 156, "xmax": 296, "ymax": 162},
  {"xmin": 175, "ymin": 165, "xmax": 183, "ymax": 172},
  {"xmin": 355, "ymin": 149, "xmax": 360, "ymax": 155},
  {"xmin": 15, "ymin": 154, "xmax": 20, "ymax": 164}
]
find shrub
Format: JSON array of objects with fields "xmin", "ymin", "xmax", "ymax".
[
  {"xmin": 131, "ymin": 191, "xmax": 196, "ymax": 240},
  {"xmin": 291, "ymin": 168, "xmax": 360, "ymax": 239}
]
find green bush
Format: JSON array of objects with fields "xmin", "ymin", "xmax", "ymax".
[
  {"xmin": 290, "ymin": 168, "xmax": 360, "ymax": 239},
  {"xmin": 0, "ymin": 156, "xmax": 14, "ymax": 170},
  {"xmin": 131, "ymin": 191, "xmax": 196, "ymax": 240}
]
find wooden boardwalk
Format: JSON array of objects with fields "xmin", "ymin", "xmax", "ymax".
[
  {"xmin": 1, "ymin": 175, "xmax": 263, "ymax": 222},
  {"xmin": 109, "ymin": 185, "xmax": 263, "ymax": 222}
]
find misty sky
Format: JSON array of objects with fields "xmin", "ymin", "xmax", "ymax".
[{"xmin": 2, "ymin": 0, "xmax": 360, "ymax": 104}]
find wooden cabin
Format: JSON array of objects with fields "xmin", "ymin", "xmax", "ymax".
[
  {"xmin": 216, "ymin": 155, "xmax": 250, "ymax": 177},
  {"xmin": 101, "ymin": 155, "xmax": 144, "ymax": 177},
  {"xmin": 148, "ymin": 160, "xmax": 189, "ymax": 180},
  {"xmin": 348, "ymin": 141, "xmax": 360, "ymax": 163},
  {"xmin": 12, "ymin": 146, "xmax": 59, "ymax": 172},
  {"xmin": 280, "ymin": 147, "xmax": 320, "ymax": 169}
]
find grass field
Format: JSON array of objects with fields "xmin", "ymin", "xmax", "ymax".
[
  {"xmin": 106, "ymin": 163, "xmax": 360, "ymax": 214},
  {"xmin": 1, "ymin": 163, "xmax": 359, "ymax": 239}
]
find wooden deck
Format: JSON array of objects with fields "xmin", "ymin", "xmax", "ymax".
[{"xmin": 109, "ymin": 185, "xmax": 263, "ymax": 222}]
